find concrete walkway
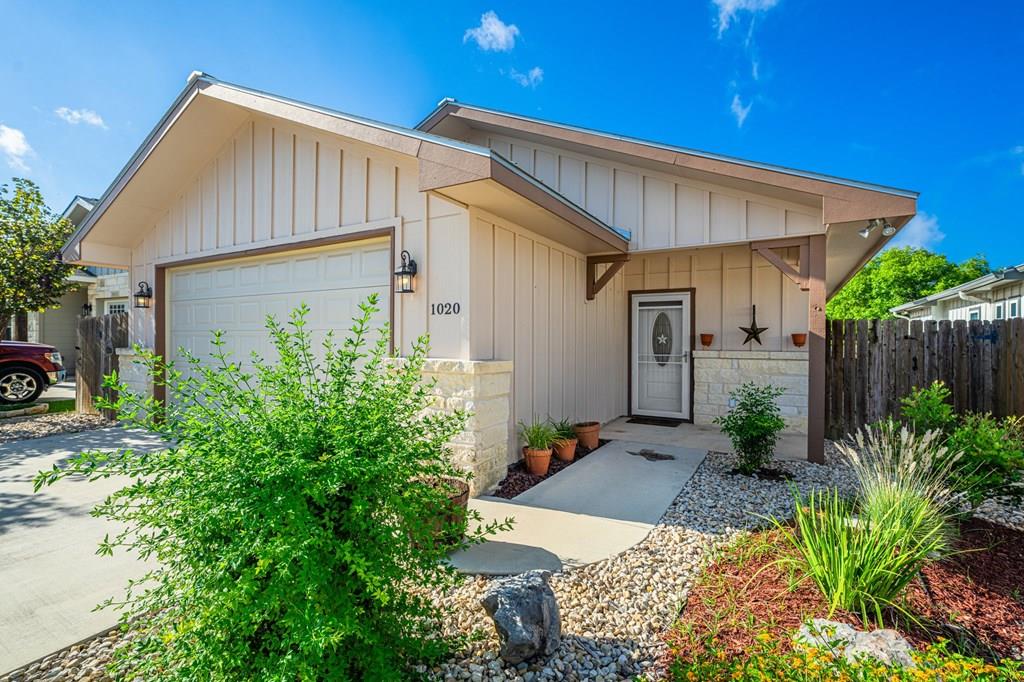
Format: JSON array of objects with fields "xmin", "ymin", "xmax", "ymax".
[
  {"xmin": 0, "ymin": 427, "xmax": 165, "ymax": 673},
  {"xmin": 449, "ymin": 440, "xmax": 705, "ymax": 575},
  {"xmin": 602, "ymin": 417, "xmax": 809, "ymax": 461}
]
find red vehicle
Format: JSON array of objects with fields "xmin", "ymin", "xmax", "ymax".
[{"xmin": 0, "ymin": 341, "xmax": 66, "ymax": 404}]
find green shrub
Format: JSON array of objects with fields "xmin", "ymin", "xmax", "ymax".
[
  {"xmin": 946, "ymin": 412, "xmax": 1024, "ymax": 508},
  {"xmin": 775, "ymin": 487, "xmax": 951, "ymax": 627},
  {"xmin": 519, "ymin": 419, "xmax": 556, "ymax": 449},
  {"xmin": 34, "ymin": 296, "xmax": 508, "ymax": 681},
  {"xmin": 669, "ymin": 634, "xmax": 1021, "ymax": 681},
  {"xmin": 715, "ymin": 383, "xmax": 786, "ymax": 475},
  {"xmin": 900, "ymin": 381, "xmax": 955, "ymax": 435}
]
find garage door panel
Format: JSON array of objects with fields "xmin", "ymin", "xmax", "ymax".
[{"xmin": 167, "ymin": 239, "xmax": 391, "ymax": 383}]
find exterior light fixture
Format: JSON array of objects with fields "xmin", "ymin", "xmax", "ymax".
[
  {"xmin": 881, "ymin": 221, "xmax": 896, "ymax": 237},
  {"xmin": 394, "ymin": 250, "xmax": 417, "ymax": 294},
  {"xmin": 859, "ymin": 218, "xmax": 887, "ymax": 239},
  {"xmin": 81, "ymin": 303, "xmax": 93, "ymax": 316},
  {"xmin": 133, "ymin": 281, "xmax": 154, "ymax": 309}
]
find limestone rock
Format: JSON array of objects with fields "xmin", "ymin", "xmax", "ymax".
[
  {"xmin": 795, "ymin": 619, "xmax": 916, "ymax": 668},
  {"xmin": 481, "ymin": 570, "xmax": 561, "ymax": 663}
]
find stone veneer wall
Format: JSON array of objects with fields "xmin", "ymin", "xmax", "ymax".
[
  {"xmin": 421, "ymin": 359, "xmax": 512, "ymax": 496},
  {"xmin": 692, "ymin": 349, "xmax": 808, "ymax": 433}
]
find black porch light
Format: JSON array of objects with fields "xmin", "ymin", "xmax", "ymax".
[
  {"xmin": 81, "ymin": 303, "xmax": 93, "ymax": 316},
  {"xmin": 133, "ymin": 281, "xmax": 154, "ymax": 309},
  {"xmin": 394, "ymin": 250, "xmax": 417, "ymax": 294}
]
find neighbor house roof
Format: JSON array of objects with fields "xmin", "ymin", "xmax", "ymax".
[
  {"xmin": 890, "ymin": 265, "xmax": 1024, "ymax": 313},
  {"xmin": 416, "ymin": 98, "xmax": 919, "ymax": 226},
  {"xmin": 62, "ymin": 72, "xmax": 629, "ymax": 265}
]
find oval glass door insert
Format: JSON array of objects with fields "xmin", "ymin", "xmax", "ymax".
[{"xmin": 652, "ymin": 312, "xmax": 673, "ymax": 366}]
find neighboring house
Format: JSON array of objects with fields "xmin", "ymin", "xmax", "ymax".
[
  {"xmin": 891, "ymin": 265, "xmax": 1024, "ymax": 322},
  {"xmin": 60, "ymin": 72, "xmax": 917, "ymax": 489},
  {"xmin": 25, "ymin": 197, "xmax": 130, "ymax": 372}
]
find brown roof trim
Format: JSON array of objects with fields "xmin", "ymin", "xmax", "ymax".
[{"xmin": 418, "ymin": 101, "xmax": 918, "ymax": 226}]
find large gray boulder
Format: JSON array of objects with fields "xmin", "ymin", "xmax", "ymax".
[
  {"xmin": 795, "ymin": 619, "xmax": 916, "ymax": 668},
  {"xmin": 480, "ymin": 569, "xmax": 561, "ymax": 663}
]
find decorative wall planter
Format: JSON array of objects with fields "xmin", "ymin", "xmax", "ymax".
[
  {"xmin": 699, "ymin": 333, "xmax": 715, "ymax": 348},
  {"xmin": 791, "ymin": 333, "xmax": 808, "ymax": 348},
  {"xmin": 573, "ymin": 421, "xmax": 601, "ymax": 449}
]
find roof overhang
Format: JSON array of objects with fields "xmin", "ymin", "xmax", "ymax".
[
  {"xmin": 63, "ymin": 75, "xmax": 627, "ymax": 267},
  {"xmin": 891, "ymin": 267, "xmax": 1024, "ymax": 313}
]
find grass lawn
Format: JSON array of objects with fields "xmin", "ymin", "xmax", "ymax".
[{"xmin": 0, "ymin": 398, "xmax": 75, "ymax": 414}]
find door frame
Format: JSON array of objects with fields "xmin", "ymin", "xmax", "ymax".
[{"xmin": 627, "ymin": 288, "xmax": 695, "ymax": 422}]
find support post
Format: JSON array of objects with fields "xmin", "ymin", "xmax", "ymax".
[{"xmin": 807, "ymin": 234, "xmax": 827, "ymax": 464}]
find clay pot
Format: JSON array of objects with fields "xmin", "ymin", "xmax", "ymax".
[
  {"xmin": 699, "ymin": 333, "xmax": 715, "ymax": 348},
  {"xmin": 524, "ymin": 447, "xmax": 552, "ymax": 476},
  {"xmin": 573, "ymin": 421, "xmax": 601, "ymax": 450},
  {"xmin": 791, "ymin": 332, "xmax": 807, "ymax": 348},
  {"xmin": 553, "ymin": 438, "xmax": 578, "ymax": 462},
  {"xmin": 423, "ymin": 476, "xmax": 470, "ymax": 546}
]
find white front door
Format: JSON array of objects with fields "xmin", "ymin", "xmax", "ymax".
[{"xmin": 631, "ymin": 292, "xmax": 691, "ymax": 419}]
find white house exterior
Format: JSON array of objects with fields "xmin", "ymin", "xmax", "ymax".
[
  {"xmin": 891, "ymin": 266, "xmax": 1024, "ymax": 322},
  {"xmin": 62, "ymin": 72, "xmax": 918, "ymax": 492}
]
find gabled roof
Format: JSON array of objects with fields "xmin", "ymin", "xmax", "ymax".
[
  {"xmin": 63, "ymin": 73, "xmax": 628, "ymax": 265},
  {"xmin": 891, "ymin": 265, "xmax": 1024, "ymax": 313},
  {"xmin": 417, "ymin": 99, "xmax": 918, "ymax": 226}
]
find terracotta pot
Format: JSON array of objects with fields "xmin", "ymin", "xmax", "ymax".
[
  {"xmin": 553, "ymin": 438, "xmax": 578, "ymax": 462},
  {"xmin": 573, "ymin": 421, "xmax": 600, "ymax": 449},
  {"xmin": 524, "ymin": 447, "xmax": 552, "ymax": 476},
  {"xmin": 791, "ymin": 332, "xmax": 807, "ymax": 348},
  {"xmin": 423, "ymin": 476, "xmax": 470, "ymax": 546},
  {"xmin": 699, "ymin": 333, "xmax": 715, "ymax": 348}
]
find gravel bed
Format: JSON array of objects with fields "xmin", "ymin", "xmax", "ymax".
[
  {"xmin": 2, "ymin": 628, "xmax": 120, "ymax": 682},
  {"xmin": 0, "ymin": 412, "xmax": 110, "ymax": 444},
  {"xmin": 973, "ymin": 497, "xmax": 1024, "ymax": 532}
]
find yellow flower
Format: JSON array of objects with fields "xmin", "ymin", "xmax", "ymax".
[
  {"xmin": 791, "ymin": 657, "xmax": 803, "ymax": 669},
  {"xmin": 687, "ymin": 672, "xmax": 697, "ymax": 681},
  {"xmin": 756, "ymin": 633, "xmax": 773, "ymax": 643},
  {"xmin": 732, "ymin": 671, "xmax": 743, "ymax": 680}
]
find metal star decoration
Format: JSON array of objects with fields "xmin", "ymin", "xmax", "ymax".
[{"xmin": 739, "ymin": 305, "xmax": 769, "ymax": 345}]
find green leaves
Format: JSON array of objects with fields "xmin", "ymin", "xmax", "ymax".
[
  {"xmin": 715, "ymin": 383, "xmax": 787, "ymax": 475},
  {"xmin": 0, "ymin": 178, "xmax": 77, "ymax": 332},
  {"xmin": 827, "ymin": 247, "xmax": 992, "ymax": 320},
  {"xmin": 34, "ymin": 296, "xmax": 508, "ymax": 680}
]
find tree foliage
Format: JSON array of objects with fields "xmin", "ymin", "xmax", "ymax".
[
  {"xmin": 35, "ymin": 296, "xmax": 508, "ymax": 680},
  {"xmin": 827, "ymin": 247, "xmax": 991, "ymax": 320},
  {"xmin": 0, "ymin": 178, "xmax": 77, "ymax": 334}
]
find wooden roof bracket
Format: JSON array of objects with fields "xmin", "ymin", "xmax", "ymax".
[
  {"xmin": 751, "ymin": 237, "xmax": 810, "ymax": 291},
  {"xmin": 586, "ymin": 253, "xmax": 630, "ymax": 300}
]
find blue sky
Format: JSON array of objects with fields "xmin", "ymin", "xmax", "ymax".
[{"xmin": 1, "ymin": 1, "xmax": 1021, "ymax": 266}]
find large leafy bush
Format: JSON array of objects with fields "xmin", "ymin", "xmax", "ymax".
[
  {"xmin": 715, "ymin": 382, "xmax": 786, "ymax": 475},
  {"xmin": 35, "ymin": 296, "xmax": 506, "ymax": 680}
]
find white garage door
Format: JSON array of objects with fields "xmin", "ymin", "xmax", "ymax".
[{"xmin": 167, "ymin": 238, "xmax": 391, "ymax": 373}]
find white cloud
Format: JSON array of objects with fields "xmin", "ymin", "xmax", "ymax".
[
  {"xmin": 713, "ymin": 0, "xmax": 780, "ymax": 37},
  {"xmin": 55, "ymin": 106, "xmax": 107, "ymax": 128},
  {"xmin": 888, "ymin": 212, "xmax": 945, "ymax": 251},
  {"xmin": 730, "ymin": 94, "xmax": 752, "ymax": 127},
  {"xmin": 509, "ymin": 66, "xmax": 544, "ymax": 88},
  {"xmin": 0, "ymin": 124, "xmax": 33, "ymax": 172},
  {"xmin": 464, "ymin": 11, "xmax": 520, "ymax": 51}
]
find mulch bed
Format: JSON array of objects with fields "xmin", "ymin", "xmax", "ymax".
[
  {"xmin": 491, "ymin": 439, "xmax": 609, "ymax": 498},
  {"xmin": 665, "ymin": 518, "xmax": 1024, "ymax": 664}
]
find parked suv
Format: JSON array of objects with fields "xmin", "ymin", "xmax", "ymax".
[{"xmin": 0, "ymin": 341, "xmax": 66, "ymax": 404}]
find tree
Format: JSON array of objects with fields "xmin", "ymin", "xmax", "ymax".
[
  {"xmin": 0, "ymin": 178, "xmax": 77, "ymax": 339},
  {"xmin": 827, "ymin": 247, "xmax": 991, "ymax": 319}
]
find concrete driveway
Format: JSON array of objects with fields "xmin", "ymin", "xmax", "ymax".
[{"xmin": 0, "ymin": 427, "xmax": 165, "ymax": 672}]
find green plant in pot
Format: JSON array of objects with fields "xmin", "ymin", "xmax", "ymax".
[
  {"xmin": 520, "ymin": 419, "xmax": 556, "ymax": 476},
  {"xmin": 714, "ymin": 382, "xmax": 786, "ymax": 475},
  {"xmin": 551, "ymin": 418, "xmax": 578, "ymax": 462}
]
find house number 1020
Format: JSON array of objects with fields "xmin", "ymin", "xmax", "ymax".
[{"xmin": 431, "ymin": 302, "xmax": 461, "ymax": 315}]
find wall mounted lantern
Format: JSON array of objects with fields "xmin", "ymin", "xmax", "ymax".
[
  {"xmin": 133, "ymin": 281, "xmax": 154, "ymax": 309},
  {"xmin": 394, "ymin": 250, "xmax": 417, "ymax": 294},
  {"xmin": 81, "ymin": 303, "xmax": 93, "ymax": 316}
]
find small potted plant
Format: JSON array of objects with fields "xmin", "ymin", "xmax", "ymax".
[
  {"xmin": 573, "ymin": 420, "xmax": 601, "ymax": 450},
  {"xmin": 551, "ymin": 418, "xmax": 578, "ymax": 462},
  {"xmin": 791, "ymin": 332, "xmax": 807, "ymax": 348},
  {"xmin": 700, "ymin": 333, "xmax": 715, "ymax": 348},
  {"xmin": 520, "ymin": 419, "xmax": 556, "ymax": 476}
]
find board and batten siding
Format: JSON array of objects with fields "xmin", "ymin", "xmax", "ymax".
[
  {"xmin": 941, "ymin": 281, "xmax": 1024, "ymax": 322},
  {"xmin": 468, "ymin": 210, "xmax": 628, "ymax": 443},
  {"xmin": 127, "ymin": 114, "xmax": 473, "ymax": 359},
  {"xmin": 624, "ymin": 246, "xmax": 810, "ymax": 352},
  {"xmin": 469, "ymin": 132, "xmax": 823, "ymax": 252}
]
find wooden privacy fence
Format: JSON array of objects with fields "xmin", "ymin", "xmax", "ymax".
[
  {"xmin": 826, "ymin": 318, "xmax": 1024, "ymax": 439},
  {"xmin": 76, "ymin": 312, "xmax": 129, "ymax": 418}
]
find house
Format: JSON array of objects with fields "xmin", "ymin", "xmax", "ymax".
[
  {"xmin": 60, "ymin": 72, "xmax": 917, "ymax": 491},
  {"xmin": 23, "ymin": 197, "xmax": 131, "ymax": 372},
  {"xmin": 890, "ymin": 265, "xmax": 1024, "ymax": 322}
]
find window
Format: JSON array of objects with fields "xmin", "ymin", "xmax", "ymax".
[
  {"xmin": 1012, "ymin": 301, "xmax": 1020, "ymax": 318},
  {"xmin": 996, "ymin": 303, "xmax": 1005, "ymax": 320},
  {"xmin": 105, "ymin": 299, "xmax": 129, "ymax": 314},
  {"xmin": 968, "ymin": 307, "xmax": 982, "ymax": 321}
]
